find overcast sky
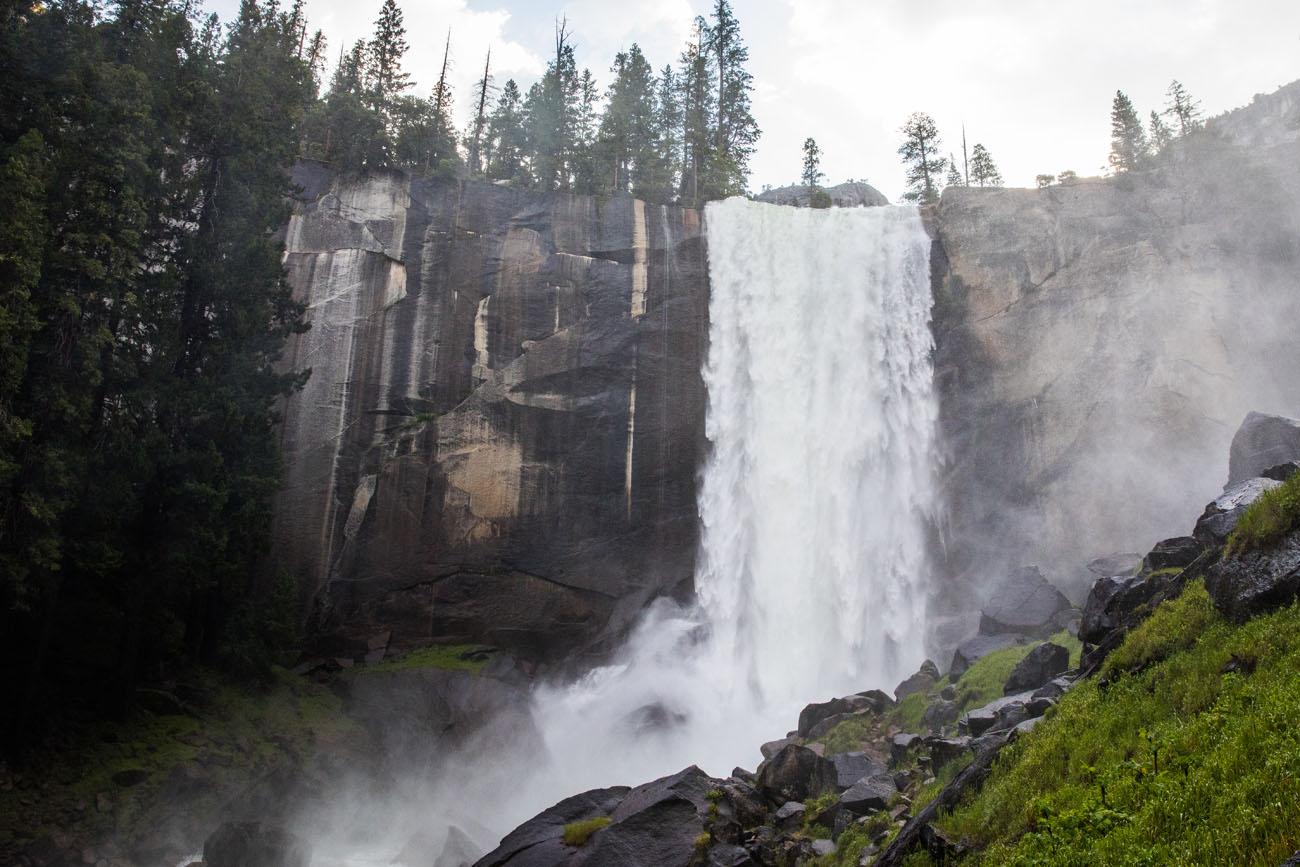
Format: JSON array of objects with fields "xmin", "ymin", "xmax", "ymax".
[{"xmin": 208, "ymin": 0, "xmax": 1300, "ymax": 200}]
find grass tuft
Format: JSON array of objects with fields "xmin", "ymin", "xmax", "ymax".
[
  {"xmin": 562, "ymin": 816, "xmax": 611, "ymax": 846},
  {"xmin": 362, "ymin": 644, "xmax": 490, "ymax": 674},
  {"xmin": 1225, "ymin": 472, "xmax": 1300, "ymax": 556}
]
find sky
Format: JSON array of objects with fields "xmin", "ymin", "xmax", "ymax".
[{"xmin": 208, "ymin": 0, "xmax": 1300, "ymax": 201}]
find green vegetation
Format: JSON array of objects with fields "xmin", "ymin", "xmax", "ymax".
[
  {"xmin": 820, "ymin": 713, "xmax": 878, "ymax": 755},
  {"xmin": 918, "ymin": 582, "xmax": 1300, "ymax": 866},
  {"xmin": 890, "ymin": 690, "xmax": 932, "ymax": 732},
  {"xmin": 803, "ymin": 791, "xmax": 840, "ymax": 838},
  {"xmin": 1225, "ymin": 471, "xmax": 1300, "ymax": 556},
  {"xmin": 562, "ymin": 816, "xmax": 611, "ymax": 847},
  {"xmin": 0, "ymin": 668, "xmax": 365, "ymax": 855},
  {"xmin": 361, "ymin": 644, "xmax": 491, "ymax": 675},
  {"xmin": 1100, "ymin": 582, "xmax": 1215, "ymax": 679}
]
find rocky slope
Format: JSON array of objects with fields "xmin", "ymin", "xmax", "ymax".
[
  {"xmin": 271, "ymin": 164, "xmax": 708, "ymax": 664},
  {"xmin": 455, "ymin": 411, "xmax": 1300, "ymax": 867},
  {"xmin": 931, "ymin": 80, "xmax": 1300, "ymax": 606}
]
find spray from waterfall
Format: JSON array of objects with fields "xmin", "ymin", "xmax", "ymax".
[{"xmin": 296, "ymin": 198, "xmax": 938, "ymax": 865}]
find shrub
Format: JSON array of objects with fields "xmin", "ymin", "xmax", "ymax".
[
  {"xmin": 562, "ymin": 816, "xmax": 611, "ymax": 846},
  {"xmin": 1225, "ymin": 472, "xmax": 1300, "ymax": 556}
]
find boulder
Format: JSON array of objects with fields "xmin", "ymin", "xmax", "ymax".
[
  {"xmin": 961, "ymin": 692, "xmax": 1034, "ymax": 736},
  {"xmin": 805, "ymin": 711, "xmax": 865, "ymax": 741},
  {"xmin": 1142, "ymin": 537, "xmax": 1203, "ymax": 572},
  {"xmin": 759, "ymin": 738, "xmax": 794, "ymax": 760},
  {"xmin": 773, "ymin": 801, "xmax": 805, "ymax": 831},
  {"xmin": 921, "ymin": 699, "xmax": 958, "ymax": 733},
  {"xmin": 829, "ymin": 752, "xmax": 887, "ymax": 790},
  {"xmin": 574, "ymin": 767, "xmax": 720, "ymax": 867},
  {"xmin": 977, "ymin": 569, "xmax": 1071, "ymax": 636},
  {"xmin": 1086, "ymin": 553, "xmax": 1142, "ymax": 576},
  {"xmin": 473, "ymin": 785, "xmax": 630, "ymax": 867},
  {"xmin": 1262, "ymin": 461, "xmax": 1300, "ymax": 482},
  {"xmin": 706, "ymin": 844, "xmax": 754, "ymax": 866},
  {"xmin": 1079, "ymin": 574, "xmax": 1157, "ymax": 644},
  {"xmin": 949, "ymin": 633, "xmax": 1022, "ymax": 677},
  {"xmin": 979, "ymin": 567, "xmax": 1072, "ymax": 638},
  {"xmin": 810, "ymin": 839, "xmax": 836, "ymax": 858},
  {"xmin": 1205, "ymin": 530, "xmax": 1300, "ymax": 622},
  {"xmin": 893, "ymin": 660, "xmax": 940, "ymax": 702},
  {"xmin": 890, "ymin": 733, "xmax": 921, "ymax": 765},
  {"xmin": 755, "ymin": 745, "xmax": 838, "ymax": 804},
  {"xmin": 1031, "ymin": 676, "xmax": 1074, "ymax": 701},
  {"xmin": 1226, "ymin": 411, "xmax": 1300, "ymax": 488},
  {"xmin": 854, "ymin": 689, "xmax": 896, "ymax": 712},
  {"xmin": 1194, "ymin": 478, "xmax": 1281, "ymax": 545},
  {"xmin": 923, "ymin": 737, "xmax": 970, "ymax": 770},
  {"xmin": 203, "ymin": 823, "xmax": 310, "ymax": 867},
  {"xmin": 838, "ymin": 774, "xmax": 897, "ymax": 815},
  {"xmin": 1003, "ymin": 643, "xmax": 1070, "ymax": 695}
]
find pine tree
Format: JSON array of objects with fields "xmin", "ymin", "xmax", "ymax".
[
  {"xmin": 486, "ymin": 78, "xmax": 526, "ymax": 183},
  {"xmin": 945, "ymin": 153, "xmax": 963, "ymax": 188},
  {"xmin": 677, "ymin": 20, "xmax": 714, "ymax": 207},
  {"xmin": 1109, "ymin": 90, "xmax": 1148, "ymax": 173},
  {"xmin": 1164, "ymin": 80, "xmax": 1202, "ymax": 136},
  {"xmin": 702, "ymin": 0, "xmax": 759, "ymax": 199},
  {"xmin": 571, "ymin": 68, "xmax": 600, "ymax": 194},
  {"xmin": 1149, "ymin": 110, "xmax": 1173, "ymax": 154},
  {"xmin": 646, "ymin": 65, "xmax": 682, "ymax": 203},
  {"xmin": 599, "ymin": 43, "xmax": 657, "ymax": 196},
  {"xmin": 365, "ymin": 0, "xmax": 412, "ymax": 163},
  {"xmin": 464, "ymin": 48, "xmax": 493, "ymax": 177},
  {"xmin": 969, "ymin": 143, "xmax": 1003, "ymax": 187},
  {"xmin": 801, "ymin": 137, "xmax": 823, "ymax": 188},
  {"xmin": 898, "ymin": 112, "xmax": 945, "ymax": 203},
  {"xmin": 525, "ymin": 19, "xmax": 580, "ymax": 191}
]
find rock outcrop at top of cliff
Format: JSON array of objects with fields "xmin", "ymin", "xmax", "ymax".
[
  {"xmin": 271, "ymin": 164, "xmax": 707, "ymax": 663},
  {"xmin": 930, "ymin": 79, "xmax": 1300, "ymax": 606}
]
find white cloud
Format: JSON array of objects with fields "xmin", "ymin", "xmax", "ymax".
[{"xmin": 751, "ymin": 0, "xmax": 1300, "ymax": 199}]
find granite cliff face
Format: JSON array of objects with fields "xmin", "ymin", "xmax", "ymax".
[
  {"xmin": 271, "ymin": 164, "xmax": 707, "ymax": 662},
  {"xmin": 271, "ymin": 81, "xmax": 1300, "ymax": 661},
  {"xmin": 930, "ymin": 81, "xmax": 1300, "ymax": 603}
]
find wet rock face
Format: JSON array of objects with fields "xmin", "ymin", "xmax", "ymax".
[
  {"xmin": 272, "ymin": 164, "xmax": 708, "ymax": 662},
  {"xmin": 930, "ymin": 80, "xmax": 1300, "ymax": 610},
  {"xmin": 1227, "ymin": 412, "xmax": 1300, "ymax": 487}
]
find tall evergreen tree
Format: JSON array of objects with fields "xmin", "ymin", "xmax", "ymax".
[
  {"xmin": 945, "ymin": 153, "xmax": 964, "ymax": 187},
  {"xmin": 599, "ymin": 44, "xmax": 657, "ymax": 195},
  {"xmin": 677, "ymin": 19, "xmax": 714, "ymax": 207},
  {"xmin": 646, "ymin": 65, "xmax": 682, "ymax": 204},
  {"xmin": 702, "ymin": 0, "xmax": 758, "ymax": 199},
  {"xmin": 801, "ymin": 137, "xmax": 823, "ymax": 188},
  {"xmin": 1149, "ymin": 109, "xmax": 1174, "ymax": 154},
  {"xmin": 525, "ymin": 20, "xmax": 580, "ymax": 191},
  {"xmin": 898, "ymin": 112, "xmax": 944, "ymax": 203},
  {"xmin": 1164, "ymin": 79, "xmax": 1202, "ymax": 136},
  {"xmin": 486, "ymin": 78, "xmax": 527, "ymax": 183},
  {"xmin": 969, "ymin": 143, "xmax": 1003, "ymax": 186},
  {"xmin": 571, "ymin": 68, "xmax": 600, "ymax": 194},
  {"xmin": 464, "ymin": 48, "xmax": 493, "ymax": 177},
  {"xmin": 1109, "ymin": 90, "xmax": 1148, "ymax": 173}
]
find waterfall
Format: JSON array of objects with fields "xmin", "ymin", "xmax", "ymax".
[
  {"xmin": 300, "ymin": 198, "xmax": 938, "ymax": 865},
  {"xmin": 491, "ymin": 197, "xmax": 938, "ymax": 824}
]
